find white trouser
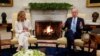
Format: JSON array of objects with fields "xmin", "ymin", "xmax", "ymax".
[{"xmin": 18, "ymin": 32, "xmax": 29, "ymax": 50}]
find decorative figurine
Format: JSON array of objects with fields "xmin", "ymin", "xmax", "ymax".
[
  {"xmin": 1, "ymin": 12, "xmax": 7, "ymax": 24},
  {"xmin": 92, "ymin": 12, "xmax": 99, "ymax": 22}
]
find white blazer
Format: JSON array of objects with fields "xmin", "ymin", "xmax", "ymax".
[{"xmin": 15, "ymin": 19, "xmax": 32, "ymax": 38}]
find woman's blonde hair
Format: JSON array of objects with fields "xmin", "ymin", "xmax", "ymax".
[{"xmin": 17, "ymin": 11, "xmax": 26, "ymax": 21}]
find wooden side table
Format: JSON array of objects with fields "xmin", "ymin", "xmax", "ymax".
[{"xmin": 87, "ymin": 33, "xmax": 99, "ymax": 56}]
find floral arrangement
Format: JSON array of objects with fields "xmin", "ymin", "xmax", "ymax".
[{"xmin": 13, "ymin": 49, "xmax": 45, "ymax": 56}]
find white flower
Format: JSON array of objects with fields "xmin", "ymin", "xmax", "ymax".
[{"xmin": 13, "ymin": 49, "xmax": 45, "ymax": 56}]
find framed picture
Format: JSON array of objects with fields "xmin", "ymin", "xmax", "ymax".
[
  {"xmin": 0, "ymin": 0, "xmax": 13, "ymax": 7},
  {"xmin": 86, "ymin": 0, "xmax": 100, "ymax": 7}
]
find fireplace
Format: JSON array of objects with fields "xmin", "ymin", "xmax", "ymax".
[{"xmin": 35, "ymin": 21, "xmax": 62, "ymax": 40}]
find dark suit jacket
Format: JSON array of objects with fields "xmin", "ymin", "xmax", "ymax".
[{"xmin": 63, "ymin": 17, "xmax": 85, "ymax": 39}]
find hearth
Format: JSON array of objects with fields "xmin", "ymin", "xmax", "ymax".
[{"xmin": 35, "ymin": 21, "xmax": 62, "ymax": 40}]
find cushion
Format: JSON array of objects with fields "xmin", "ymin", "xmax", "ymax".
[
  {"xmin": 97, "ymin": 50, "xmax": 100, "ymax": 56},
  {"xmin": 84, "ymin": 47, "xmax": 93, "ymax": 52}
]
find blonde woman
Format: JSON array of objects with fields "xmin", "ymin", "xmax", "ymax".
[{"xmin": 15, "ymin": 11, "xmax": 32, "ymax": 51}]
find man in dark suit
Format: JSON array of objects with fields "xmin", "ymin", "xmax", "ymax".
[{"xmin": 63, "ymin": 8, "xmax": 85, "ymax": 53}]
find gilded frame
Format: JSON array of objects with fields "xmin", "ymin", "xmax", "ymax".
[
  {"xmin": 86, "ymin": 0, "xmax": 100, "ymax": 7},
  {"xmin": 0, "ymin": 0, "xmax": 13, "ymax": 7}
]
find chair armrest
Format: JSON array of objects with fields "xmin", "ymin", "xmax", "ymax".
[
  {"xmin": 56, "ymin": 37, "xmax": 67, "ymax": 45},
  {"xmin": 29, "ymin": 30, "xmax": 35, "ymax": 35},
  {"xmin": 81, "ymin": 33, "xmax": 90, "ymax": 42},
  {"xmin": 74, "ymin": 39, "xmax": 84, "ymax": 47},
  {"xmin": 29, "ymin": 35, "xmax": 37, "ymax": 43},
  {"xmin": 11, "ymin": 29, "xmax": 14, "ymax": 32},
  {"xmin": 11, "ymin": 29, "xmax": 15, "ymax": 39}
]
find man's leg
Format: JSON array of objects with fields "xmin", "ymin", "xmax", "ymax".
[{"xmin": 65, "ymin": 30, "xmax": 74, "ymax": 55}]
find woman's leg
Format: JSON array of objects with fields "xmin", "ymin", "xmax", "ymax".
[
  {"xmin": 17, "ymin": 32, "xmax": 29, "ymax": 51},
  {"xmin": 16, "ymin": 45, "xmax": 22, "ymax": 51},
  {"xmin": 17, "ymin": 33, "xmax": 25, "ymax": 51},
  {"xmin": 23, "ymin": 35, "xmax": 29, "ymax": 50}
]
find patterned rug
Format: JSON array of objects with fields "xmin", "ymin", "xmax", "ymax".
[
  {"xmin": 1, "ymin": 47, "xmax": 96, "ymax": 56},
  {"xmin": 0, "ymin": 40, "xmax": 96, "ymax": 56}
]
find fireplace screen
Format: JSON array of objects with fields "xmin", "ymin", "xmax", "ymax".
[{"xmin": 35, "ymin": 21, "xmax": 62, "ymax": 40}]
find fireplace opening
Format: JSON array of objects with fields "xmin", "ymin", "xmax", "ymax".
[
  {"xmin": 35, "ymin": 21, "xmax": 62, "ymax": 40},
  {"xmin": 43, "ymin": 25, "xmax": 54, "ymax": 35}
]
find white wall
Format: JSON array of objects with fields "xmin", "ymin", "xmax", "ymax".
[
  {"xmin": 31, "ymin": 10, "xmax": 68, "ymax": 29},
  {"xmin": 0, "ymin": 0, "xmax": 31, "ymax": 23},
  {"xmin": 0, "ymin": 0, "xmax": 100, "ymax": 39},
  {"xmin": 0, "ymin": 0, "xmax": 100, "ymax": 23}
]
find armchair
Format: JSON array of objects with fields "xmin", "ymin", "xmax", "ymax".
[
  {"xmin": 56, "ymin": 37, "xmax": 67, "ymax": 47},
  {"xmin": 74, "ymin": 31, "xmax": 97, "ymax": 54},
  {"xmin": 67, "ymin": 13, "xmax": 96, "ymax": 52},
  {"xmin": 10, "ymin": 12, "xmax": 38, "ymax": 48}
]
